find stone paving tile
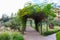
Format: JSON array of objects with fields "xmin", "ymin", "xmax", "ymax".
[{"xmin": 24, "ymin": 26, "xmax": 56, "ymax": 40}]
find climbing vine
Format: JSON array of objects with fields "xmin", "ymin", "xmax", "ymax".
[{"xmin": 16, "ymin": 2, "xmax": 56, "ymax": 34}]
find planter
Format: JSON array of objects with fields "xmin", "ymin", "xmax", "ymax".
[{"xmin": 49, "ymin": 23, "xmax": 54, "ymax": 29}]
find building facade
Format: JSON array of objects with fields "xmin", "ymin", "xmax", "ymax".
[{"xmin": 54, "ymin": 8, "xmax": 60, "ymax": 21}]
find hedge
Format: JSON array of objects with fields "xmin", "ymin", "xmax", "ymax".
[
  {"xmin": 42, "ymin": 30, "xmax": 60, "ymax": 36},
  {"xmin": 0, "ymin": 31, "xmax": 24, "ymax": 40},
  {"xmin": 56, "ymin": 32, "xmax": 60, "ymax": 40}
]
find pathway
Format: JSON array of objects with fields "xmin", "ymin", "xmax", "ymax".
[{"xmin": 24, "ymin": 26, "xmax": 56, "ymax": 40}]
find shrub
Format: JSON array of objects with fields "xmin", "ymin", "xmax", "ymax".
[
  {"xmin": 43, "ymin": 31, "xmax": 54, "ymax": 36},
  {"xmin": 53, "ymin": 20, "xmax": 60, "ymax": 26},
  {"xmin": 3, "ymin": 21, "xmax": 11, "ymax": 27},
  {"xmin": 43, "ymin": 30, "xmax": 60, "ymax": 36},
  {"xmin": 0, "ymin": 32, "xmax": 24, "ymax": 40},
  {"xmin": 12, "ymin": 32, "xmax": 24, "ymax": 40},
  {"xmin": 3, "ymin": 20, "xmax": 21, "ymax": 31},
  {"xmin": 0, "ymin": 32, "xmax": 11, "ymax": 40},
  {"xmin": 56, "ymin": 32, "xmax": 60, "ymax": 40}
]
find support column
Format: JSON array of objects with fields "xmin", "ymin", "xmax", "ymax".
[
  {"xmin": 21, "ymin": 18, "xmax": 27, "ymax": 34},
  {"xmin": 46, "ymin": 18, "xmax": 49, "ymax": 32},
  {"xmin": 35, "ymin": 20, "xmax": 39, "ymax": 32},
  {"xmin": 30, "ymin": 20, "xmax": 32, "ymax": 27},
  {"xmin": 40, "ymin": 21, "xmax": 42, "ymax": 35}
]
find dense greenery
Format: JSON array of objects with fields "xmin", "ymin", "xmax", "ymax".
[
  {"xmin": 56, "ymin": 32, "xmax": 60, "ymax": 40},
  {"xmin": 17, "ymin": 3, "xmax": 56, "ymax": 19},
  {"xmin": 43, "ymin": 30, "xmax": 60, "ymax": 36},
  {"xmin": 53, "ymin": 20, "xmax": 60, "ymax": 26},
  {"xmin": 3, "ymin": 18, "xmax": 21, "ymax": 32},
  {"xmin": 0, "ymin": 32, "xmax": 24, "ymax": 40},
  {"xmin": 17, "ymin": 3, "xmax": 56, "ymax": 34},
  {"xmin": 1, "ymin": 14, "xmax": 10, "ymax": 22}
]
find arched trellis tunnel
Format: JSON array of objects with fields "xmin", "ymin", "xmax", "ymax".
[
  {"xmin": 16, "ymin": 3, "xmax": 56, "ymax": 35},
  {"xmin": 21, "ymin": 12, "xmax": 47, "ymax": 34}
]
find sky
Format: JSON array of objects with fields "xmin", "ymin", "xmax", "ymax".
[
  {"xmin": 0, "ymin": 0, "xmax": 60, "ymax": 18},
  {"xmin": 0, "ymin": 0, "xmax": 33, "ymax": 18}
]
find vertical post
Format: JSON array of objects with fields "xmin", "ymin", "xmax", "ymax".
[
  {"xmin": 46, "ymin": 21, "xmax": 48, "ymax": 32},
  {"xmin": 46, "ymin": 18, "xmax": 49, "ymax": 32},
  {"xmin": 35, "ymin": 20, "xmax": 39, "ymax": 32},
  {"xmin": 30, "ymin": 20, "xmax": 32, "ymax": 27},
  {"xmin": 21, "ymin": 18, "xmax": 27, "ymax": 34},
  {"xmin": 40, "ymin": 21, "xmax": 42, "ymax": 35}
]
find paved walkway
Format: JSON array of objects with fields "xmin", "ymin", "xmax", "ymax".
[{"xmin": 24, "ymin": 26, "xmax": 56, "ymax": 40}]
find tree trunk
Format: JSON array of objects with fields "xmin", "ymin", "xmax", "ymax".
[{"xmin": 35, "ymin": 20, "xmax": 39, "ymax": 32}]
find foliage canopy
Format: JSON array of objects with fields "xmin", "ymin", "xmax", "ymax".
[
  {"xmin": 17, "ymin": 3, "xmax": 56, "ymax": 20},
  {"xmin": 16, "ymin": 3, "xmax": 57, "ymax": 33}
]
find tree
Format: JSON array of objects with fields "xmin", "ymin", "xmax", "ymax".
[{"xmin": 1, "ymin": 14, "xmax": 9, "ymax": 22}]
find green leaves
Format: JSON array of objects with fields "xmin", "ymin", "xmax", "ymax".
[
  {"xmin": 17, "ymin": 2, "xmax": 56, "ymax": 21},
  {"xmin": 43, "ymin": 4, "xmax": 52, "ymax": 15},
  {"xmin": 0, "ymin": 32, "xmax": 24, "ymax": 40}
]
